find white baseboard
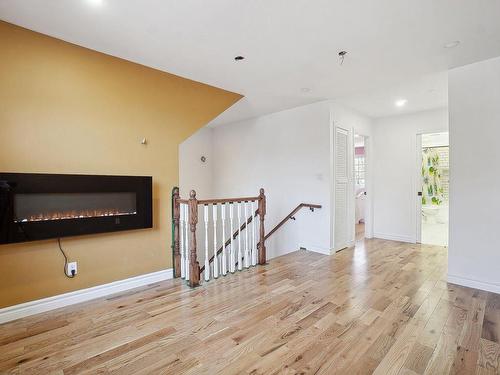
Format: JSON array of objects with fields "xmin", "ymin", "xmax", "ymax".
[
  {"xmin": 0, "ymin": 269, "xmax": 173, "ymax": 324},
  {"xmin": 373, "ymin": 232, "xmax": 415, "ymax": 243},
  {"xmin": 300, "ymin": 244, "xmax": 333, "ymax": 256},
  {"xmin": 447, "ymin": 274, "xmax": 500, "ymax": 294}
]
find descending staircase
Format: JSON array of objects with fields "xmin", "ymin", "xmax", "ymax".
[{"xmin": 171, "ymin": 187, "xmax": 321, "ymax": 287}]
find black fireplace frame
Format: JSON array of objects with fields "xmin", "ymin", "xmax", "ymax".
[{"xmin": 0, "ymin": 173, "xmax": 153, "ymax": 244}]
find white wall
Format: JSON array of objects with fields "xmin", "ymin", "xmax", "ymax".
[
  {"xmin": 179, "ymin": 101, "xmax": 373, "ymax": 260},
  {"xmin": 212, "ymin": 101, "xmax": 332, "ymax": 259},
  {"xmin": 448, "ymin": 56, "xmax": 500, "ymax": 293},
  {"xmin": 332, "ymin": 103, "xmax": 373, "ymax": 137},
  {"xmin": 179, "ymin": 127, "xmax": 215, "ymax": 267},
  {"xmin": 372, "ymin": 108, "xmax": 448, "ymax": 242},
  {"xmin": 179, "ymin": 127, "xmax": 214, "ymax": 198}
]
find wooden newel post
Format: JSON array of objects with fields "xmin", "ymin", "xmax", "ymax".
[
  {"xmin": 172, "ymin": 187, "xmax": 181, "ymax": 278},
  {"xmin": 258, "ymin": 188, "xmax": 267, "ymax": 265},
  {"xmin": 188, "ymin": 190, "xmax": 200, "ymax": 287}
]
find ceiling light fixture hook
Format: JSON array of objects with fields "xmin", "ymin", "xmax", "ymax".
[{"xmin": 338, "ymin": 51, "xmax": 348, "ymax": 66}]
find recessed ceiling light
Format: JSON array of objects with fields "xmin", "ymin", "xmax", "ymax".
[
  {"xmin": 234, "ymin": 56, "xmax": 245, "ymax": 61},
  {"xmin": 444, "ymin": 41, "xmax": 460, "ymax": 49},
  {"xmin": 301, "ymin": 87, "xmax": 311, "ymax": 93},
  {"xmin": 395, "ymin": 99, "xmax": 408, "ymax": 107}
]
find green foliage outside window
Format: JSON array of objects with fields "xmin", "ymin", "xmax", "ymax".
[{"xmin": 422, "ymin": 148, "xmax": 444, "ymax": 206}]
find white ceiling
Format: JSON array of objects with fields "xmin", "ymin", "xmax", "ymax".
[
  {"xmin": 1, "ymin": 0, "xmax": 500, "ymax": 124},
  {"xmin": 337, "ymin": 71, "xmax": 449, "ymax": 118}
]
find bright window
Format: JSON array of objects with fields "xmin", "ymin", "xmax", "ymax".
[{"xmin": 354, "ymin": 155, "xmax": 365, "ymax": 187}]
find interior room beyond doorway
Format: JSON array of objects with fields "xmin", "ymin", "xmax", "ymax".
[
  {"xmin": 420, "ymin": 132, "xmax": 449, "ymax": 246},
  {"xmin": 354, "ymin": 134, "xmax": 367, "ymax": 241}
]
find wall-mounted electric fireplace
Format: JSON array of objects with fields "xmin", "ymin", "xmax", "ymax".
[{"xmin": 0, "ymin": 173, "xmax": 152, "ymax": 244}]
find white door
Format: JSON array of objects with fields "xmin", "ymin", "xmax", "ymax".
[{"xmin": 334, "ymin": 126, "xmax": 352, "ymax": 251}]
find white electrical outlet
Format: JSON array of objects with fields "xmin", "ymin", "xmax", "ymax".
[{"xmin": 66, "ymin": 261, "xmax": 77, "ymax": 277}]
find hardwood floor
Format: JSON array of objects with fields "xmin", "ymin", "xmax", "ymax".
[
  {"xmin": 356, "ymin": 222, "xmax": 365, "ymax": 241},
  {"xmin": 1, "ymin": 238, "xmax": 499, "ymax": 374}
]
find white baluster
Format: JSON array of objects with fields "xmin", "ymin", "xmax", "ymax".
[
  {"xmin": 204, "ymin": 205, "xmax": 210, "ymax": 281},
  {"xmin": 229, "ymin": 203, "xmax": 235, "ymax": 273},
  {"xmin": 237, "ymin": 202, "xmax": 243, "ymax": 271},
  {"xmin": 251, "ymin": 201, "xmax": 257, "ymax": 266},
  {"xmin": 185, "ymin": 204, "xmax": 190, "ymax": 281},
  {"xmin": 180, "ymin": 203, "xmax": 185, "ymax": 278},
  {"xmin": 221, "ymin": 203, "xmax": 227, "ymax": 276},
  {"xmin": 213, "ymin": 204, "xmax": 219, "ymax": 278},
  {"xmin": 244, "ymin": 202, "xmax": 250, "ymax": 268}
]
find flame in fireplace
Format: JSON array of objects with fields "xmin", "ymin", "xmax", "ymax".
[{"xmin": 14, "ymin": 209, "xmax": 137, "ymax": 223}]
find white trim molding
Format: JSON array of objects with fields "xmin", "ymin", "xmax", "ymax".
[
  {"xmin": 0, "ymin": 269, "xmax": 173, "ymax": 324},
  {"xmin": 373, "ymin": 232, "xmax": 415, "ymax": 243},
  {"xmin": 447, "ymin": 274, "xmax": 500, "ymax": 294},
  {"xmin": 300, "ymin": 244, "xmax": 333, "ymax": 256}
]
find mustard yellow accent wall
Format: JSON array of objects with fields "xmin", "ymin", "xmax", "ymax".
[{"xmin": 0, "ymin": 21, "xmax": 241, "ymax": 308}]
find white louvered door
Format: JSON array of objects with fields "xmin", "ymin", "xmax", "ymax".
[{"xmin": 334, "ymin": 126, "xmax": 351, "ymax": 251}]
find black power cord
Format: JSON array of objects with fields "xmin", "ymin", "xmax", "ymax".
[{"xmin": 58, "ymin": 238, "xmax": 76, "ymax": 278}]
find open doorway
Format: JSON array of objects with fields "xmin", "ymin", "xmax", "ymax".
[
  {"xmin": 354, "ymin": 134, "xmax": 367, "ymax": 241},
  {"xmin": 418, "ymin": 132, "xmax": 449, "ymax": 246}
]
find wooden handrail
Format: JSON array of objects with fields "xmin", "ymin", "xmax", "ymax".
[
  {"xmin": 178, "ymin": 197, "xmax": 259, "ymax": 205},
  {"xmin": 199, "ymin": 202, "xmax": 321, "ymax": 274},
  {"xmin": 198, "ymin": 196, "xmax": 259, "ymax": 205},
  {"xmin": 264, "ymin": 203, "xmax": 321, "ymax": 241}
]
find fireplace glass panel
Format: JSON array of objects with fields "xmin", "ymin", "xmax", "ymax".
[{"xmin": 14, "ymin": 192, "xmax": 137, "ymax": 223}]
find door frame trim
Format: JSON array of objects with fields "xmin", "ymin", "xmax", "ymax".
[{"xmin": 416, "ymin": 134, "xmax": 422, "ymax": 243}]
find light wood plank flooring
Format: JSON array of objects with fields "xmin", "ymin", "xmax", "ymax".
[
  {"xmin": 1, "ymin": 238, "xmax": 499, "ymax": 374},
  {"xmin": 356, "ymin": 222, "xmax": 365, "ymax": 241}
]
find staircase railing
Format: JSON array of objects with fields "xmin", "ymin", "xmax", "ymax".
[
  {"xmin": 199, "ymin": 207, "xmax": 258, "ymax": 275},
  {"xmin": 172, "ymin": 187, "xmax": 321, "ymax": 287}
]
